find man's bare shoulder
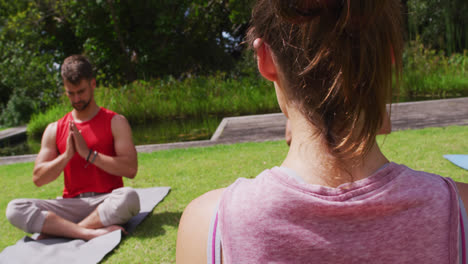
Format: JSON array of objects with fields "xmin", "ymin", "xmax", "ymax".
[
  {"xmin": 47, "ymin": 121, "xmax": 58, "ymax": 129},
  {"xmin": 110, "ymin": 114, "xmax": 132, "ymax": 134},
  {"xmin": 111, "ymin": 114, "xmax": 129, "ymax": 125},
  {"xmin": 43, "ymin": 122, "xmax": 58, "ymax": 141},
  {"xmin": 34, "ymin": 121, "xmax": 60, "ymax": 170}
]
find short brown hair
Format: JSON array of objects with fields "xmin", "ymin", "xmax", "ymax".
[
  {"xmin": 247, "ymin": 0, "xmax": 404, "ymax": 160},
  {"xmin": 61, "ymin": 55, "xmax": 94, "ymax": 85}
]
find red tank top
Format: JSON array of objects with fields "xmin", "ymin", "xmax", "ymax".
[{"xmin": 56, "ymin": 107, "xmax": 123, "ymax": 198}]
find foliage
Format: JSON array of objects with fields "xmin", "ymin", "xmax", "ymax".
[
  {"xmin": 0, "ymin": 140, "xmax": 33, "ymax": 157},
  {"xmin": 26, "ymin": 38, "xmax": 468, "ymax": 139},
  {"xmin": 400, "ymin": 38, "xmax": 468, "ymax": 99},
  {"xmin": 27, "ymin": 103, "xmax": 70, "ymax": 139},
  {"xmin": 1, "ymin": 0, "xmax": 467, "ymax": 126},
  {"xmin": 407, "ymin": 0, "xmax": 468, "ymax": 54},
  {"xmin": 27, "ymin": 74, "xmax": 277, "ymax": 139},
  {"xmin": 1, "ymin": 126, "xmax": 468, "ymax": 262},
  {"xmin": 0, "ymin": 0, "xmax": 253, "ymax": 84},
  {"xmin": 0, "ymin": 1, "xmax": 61, "ymax": 126},
  {"xmin": 0, "ymin": 0, "xmax": 253, "ymax": 126}
]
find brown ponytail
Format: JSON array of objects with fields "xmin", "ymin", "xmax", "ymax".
[{"xmin": 247, "ymin": 0, "xmax": 403, "ymax": 160}]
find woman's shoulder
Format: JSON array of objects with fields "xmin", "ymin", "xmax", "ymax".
[
  {"xmin": 391, "ymin": 163, "xmax": 453, "ymax": 185},
  {"xmin": 394, "ymin": 163, "xmax": 468, "ymax": 207},
  {"xmin": 456, "ymin": 182, "xmax": 468, "ymax": 206},
  {"xmin": 176, "ymin": 188, "xmax": 225, "ymax": 264}
]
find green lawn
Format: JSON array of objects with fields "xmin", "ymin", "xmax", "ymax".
[{"xmin": 1, "ymin": 125, "xmax": 467, "ymax": 263}]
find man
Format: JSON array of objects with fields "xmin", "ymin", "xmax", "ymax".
[{"xmin": 6, "ymin": 55, "xmax": 140, "ymax": 240}]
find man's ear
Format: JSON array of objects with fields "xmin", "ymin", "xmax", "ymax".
[{"xmin": 255, "ymin": 39, "xmax": 278, "ymax": 82}]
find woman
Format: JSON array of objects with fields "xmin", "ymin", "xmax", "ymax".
[{"xmin": 177, "ymin": 0, "xmax": 468, "ymax": 263}]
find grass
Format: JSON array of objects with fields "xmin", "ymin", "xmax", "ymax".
[{"xmin": 0, "ymin": 126, "xmax": 467, "ymax": 263}]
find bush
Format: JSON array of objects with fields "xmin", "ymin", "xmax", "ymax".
[
  {"xmin": 27, "ymin": 41, "xmax": 468, "ymax": 138},
  {"xmin": 28, "ymin": 74, "xmax": 278, "ymax": 138},
  {"xmin": 0, "ymin": 93, "xmax": 37, "ymax": 127},
  {"xmin": 400, "ymin": 37, "xmax": 468, "ymax": 99},
  {"xmin": 27, "ymin": 103, "xmax": 70, "ymax": 139},
  {"xmin": 0, "ymin": 3, "xmax": 62, "ymax": 127}
]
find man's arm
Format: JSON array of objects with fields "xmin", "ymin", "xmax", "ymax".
[
  {"xmin": 71, "ymin": 114, "xmax": 137, "ymax": 178},
  {"xmin": 33, "ymin": 122, "xmax": 75, "ymax": 186}
]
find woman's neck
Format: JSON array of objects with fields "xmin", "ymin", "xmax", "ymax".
[{"xmin": 281, "ymin": 112, "xmax": 389, "ymax": 187}]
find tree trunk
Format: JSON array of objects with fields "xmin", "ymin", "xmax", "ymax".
[
  {"xmin": 106, "ymin": 0, "xmax": 137, "ymax": 82},
  {"xmin": 401, "ymin": 0, "xmax": 409, "ymax": 41}
]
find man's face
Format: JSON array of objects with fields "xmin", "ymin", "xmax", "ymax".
[{"xmin": 64, "ymin": 79, "xmax": 95, "ymax": 112}]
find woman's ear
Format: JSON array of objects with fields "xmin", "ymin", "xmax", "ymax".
[
  {"xmin": 90, "ymin": 78, "xmax": 97, "ymax": 90},
  {"xmin": 377, "ymin": 110, "xmax": 391, "ymax": 135},
  {"xmin": 254, "ymin": 38, "xmax": 278, "ymax": 82}
]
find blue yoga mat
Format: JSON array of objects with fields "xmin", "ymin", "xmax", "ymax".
[{"xmin": 444, "ymin": 155, "xmax": 468, "ymax": 171}]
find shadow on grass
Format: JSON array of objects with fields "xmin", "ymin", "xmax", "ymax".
[
  {"xmin": 101, "ymin": 211, "xmax": 182, "ymax": 262},
  {"xmin": 129, "ymin": 211, "xmax": 182, "ymax": 239}
]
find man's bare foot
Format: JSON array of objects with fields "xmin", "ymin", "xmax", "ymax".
[
  {"xmin": 37, "ymin": 225, "xmax": 126, "ymax": 241},
  {"xmin": 88, "ymin": 225, "xmax": 126, "ymax": 240}
]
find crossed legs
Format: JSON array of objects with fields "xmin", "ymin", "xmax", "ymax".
[
  {"xmin": 6, "ymin": 187, "xmax": 140, "ymax": 240},
  {"xmin": 40, "ymin": 210, "xmax": 123, "ymax": 240}
]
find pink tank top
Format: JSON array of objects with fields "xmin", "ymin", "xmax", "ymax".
[
  {"xmin": 218, "ymin": 163, "xmax": 460, "ymax": 263},
  {"xmin": 56, "ymin": 107, "xmax": 123, "ymax": 198}
]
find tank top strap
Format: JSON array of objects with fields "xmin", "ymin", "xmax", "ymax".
[
  {"xmin": 459, "ymin": 194, "xmax": 468, "ymax": 264},
  {"xmin": 444, "ymin": 176, "xmax": 468, "ymax": 264},
  {"xmin": 207, "ymin": 201, "xmax": 222, "ymax": 264}
]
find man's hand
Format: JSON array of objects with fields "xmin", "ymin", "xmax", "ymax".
[
  {"xmin": 69, "ymin": 121, "xmax": 90, "ymax": 159},
  {"xmin": 33, "ymin": 122, "xmax": 68, "ymax": 187},
  {"xmin": 64, "ymin": 130, "xmax": 76, "ymax": 160}
]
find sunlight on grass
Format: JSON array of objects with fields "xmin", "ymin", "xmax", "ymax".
[{"xmin": 0, "ymin": 126, "xmax": 466, "ymax": 262}]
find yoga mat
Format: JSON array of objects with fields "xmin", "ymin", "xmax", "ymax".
[
  {"xmin": 124, "ymin": 187, "xmax": 171, "ymax": 233},
  {"xmin": 0, "ymin": 230, "xmax": 122, "ymax": 264},
  {"xmin": 0, "ymin": 187, "xmax": 171, "ymax": 264},
  {"xmin": 444, "ymin": 155, "xmax": 468, "ymax": 171}
]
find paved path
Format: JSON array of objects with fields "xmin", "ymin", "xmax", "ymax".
[
  {"xmin": 390, "ymin": 97, "xmax": 468, "ymax": 130},
  {"xmin": 1, "ymin": 97, "xmax": 467, "ymax": 165},
  {"xmin": 0, "ymin": 125, "xmax": 27, "ymax": 145}
]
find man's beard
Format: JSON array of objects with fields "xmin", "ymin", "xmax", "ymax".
[{"xmin": 72, "ymin": 97, "xmax": 92, "ymax": 111}]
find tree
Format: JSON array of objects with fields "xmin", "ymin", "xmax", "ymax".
[
  {"xmin": 407, "ymin": 0, "xmax": 468, "ymax": 54},
  {"xmin": 0, "ymin": 0, "xmax": 253, "ymax": 126},
  {"xmin": 0, "ymin": 1, "xmax": 60, "ymax": 126}
]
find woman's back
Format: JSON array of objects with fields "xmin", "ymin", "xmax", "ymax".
[{"xmin": 218, "ymin": 164, "xmax": 459, "ymax": 263}]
